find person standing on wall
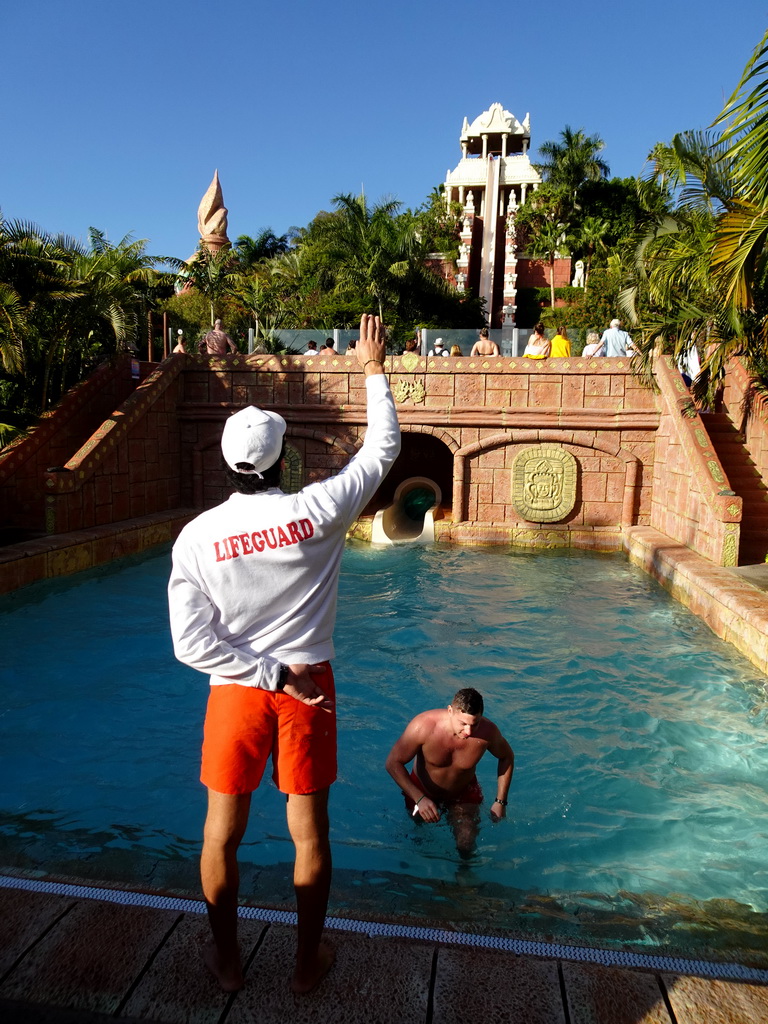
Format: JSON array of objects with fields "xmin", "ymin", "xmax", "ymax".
[
  {"xmin": 168, "ymin": 315, "xmax": 400, "ymax": 994},
  {"xmin": 582, "ymin": 332, "xmax": 604, "ymax": 357},
  {"xmin": 428, "ymin": 337, "xmax": 449, "ymax": 357},
  {"xmin": 523, "ymin": 323, "xmax": 551, "ymax": 359},
  {"xmin": 199, "ymin": 319, "xmax": 238, "ymax": 355},
  {"xmin": 600, "ymin": 318, "xmax": 633, "ymax": 357},
  {"xmin": 470, "ymin": 327, "xmax": 500, "ymax": 356},
  {"xmin": 549, "ymin": 326, "xmax": 571, "ymax": 358}
]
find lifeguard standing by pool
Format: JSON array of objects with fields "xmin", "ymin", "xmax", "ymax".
[
  {"xmin": 168, "ymin": 314, "xmax": 400, "ymax": 993},
  {"xmin": 385, "ymin": 688, "xmax": 514, "ymax": 855}
]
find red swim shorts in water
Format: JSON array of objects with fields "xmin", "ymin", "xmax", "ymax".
[
  {"xmin": 406, "ymin": 768, "xmax": 484, "ymax": 810},
  {"xmin": 200, "ymin": 662, "xmax": 336, "ymax": 796}
]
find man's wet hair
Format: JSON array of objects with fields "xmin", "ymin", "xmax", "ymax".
[
  {"xmin": 224, "ymin": 441, "xmax": 286, "ymax": 494},
  {"xmin": 451, "ymin": 687, "xmax": 484, "ymax": 715}
]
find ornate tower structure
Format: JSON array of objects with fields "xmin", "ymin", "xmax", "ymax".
[
  {"xmin": 197, "ymin": 170, "xmax": 230, "ymax": 254},
  {"xmin": 444, "ymin": 104, "xmax": 541, "ymax": 327}
]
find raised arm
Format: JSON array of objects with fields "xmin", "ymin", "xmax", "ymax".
[
  {"xmin": 306, "ymin": 314, "xmax": 400, "ymax": 527},
  {"xmin": 355, "ymin": 313, "xmax": 387, "ymax": 376},
  {"xmin": 487, "ymin": 724, "xmax": 514, "ymax": 821}
]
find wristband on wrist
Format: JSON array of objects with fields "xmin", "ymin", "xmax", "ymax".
[
  {"xmin": 363, "ymin": 359, "xmax": 384, "ymax": 370},
  {"xmin": 276, "ymin": 664, "xmax": 289, "ymax": 691},
  {"xmin": 494, "ymin": 798, "xmax": 508, "ymax": 806}
]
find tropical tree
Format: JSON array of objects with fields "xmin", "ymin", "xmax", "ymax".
[
  {"xmin": 233, "ymin": 229, "xmax": 290, "ymax": 270},
  {"xmin": 308, "ymin": 193, "xmax": 407, "ymax": 321},
  {"xmin": 179, "ymin": 246, "xmax": 243, "ymax": 326},
  {"xmin": 536, "ymin": 126, "xmax": 610, "ymax": 201},
  {"xmin": 620, "ymin": 130, "xmax": 743, "ymax": 396},
  {"xmin": 617, "ymin": 31, "xmax": 768, "ymax": 402},
  {"xmin": 712, "ymin": 29, "xmax": 768, "ymax": 321},
  {"xmin": 0, "ymin": 221, "xmax": 172, "ymax": 440},
  {"xmin": 573, "ymin": 215, "xmax": 611, "ymax": 292},
  {"xmin": 516, "ymin": 185, "xmax": 570, "ymax": 308}
]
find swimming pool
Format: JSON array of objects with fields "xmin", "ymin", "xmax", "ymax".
[{"xmin": 1, "ymin": 544, "xmax": 767, "ymax": 958}]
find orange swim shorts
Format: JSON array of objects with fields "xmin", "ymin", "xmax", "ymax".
[
  {"xmin": 200, "ymin": 662, "xmax": 336, "ymax": 796},
  {"xmin": 406, "ymin": 768, "xmax": 483, "ymax": 810}
]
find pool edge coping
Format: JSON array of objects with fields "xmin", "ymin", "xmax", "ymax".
[{"xmin": 3, "ymin": 873, "xmax": 767, "ymax": 986}]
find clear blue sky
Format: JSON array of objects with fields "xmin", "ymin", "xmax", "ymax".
[{"xmin": 2, "ymin": 1, "xmax": 766, "ymax": 259}]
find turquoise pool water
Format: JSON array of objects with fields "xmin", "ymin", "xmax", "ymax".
[{"xmin": 1, "ymin": 544, "xmax": 767, "ymax": 952}]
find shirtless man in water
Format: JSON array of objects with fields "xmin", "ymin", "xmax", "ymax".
[{"xmin": 385, "ymin": 688, "xmax": 514, "ymax": 854}]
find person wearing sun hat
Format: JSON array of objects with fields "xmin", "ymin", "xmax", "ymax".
[{"xmin": 168, "ymin": 314, "xmax": 400, "ymax": 995}]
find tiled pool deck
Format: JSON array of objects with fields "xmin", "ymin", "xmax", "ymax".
[{"xmin": 2, "ymin": 879, "xmax": 768, "ymax": 1024}]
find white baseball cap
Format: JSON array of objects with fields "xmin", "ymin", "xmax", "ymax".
[{"xmin": 221, "ymin": 405, "xmax": 286, "ymax": 475}]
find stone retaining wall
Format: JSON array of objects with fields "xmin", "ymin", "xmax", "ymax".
[
  {"xmin": 650, "ymin": 357, "xmax": 740, "ymax": 566},
  {"xmin": 722, "ymin": 355, "xmax": 768, "ymax": 479},
  {"xmin": 0, "ymin": 359, "xmax": 139, "ymax": 535},
  {"xmin": 178, "ymin": 350, "xmax": 659, "ymax": 551}
]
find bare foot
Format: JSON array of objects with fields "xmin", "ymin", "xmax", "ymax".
[
  {"xmin": 291, "ymin": 941, "xmax": 335, "ymax": 994},
  {"xmin": 204, "ymin": 941, "xmax": 244, "ymax": 992}
]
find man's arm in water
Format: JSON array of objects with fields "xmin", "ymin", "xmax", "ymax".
[
  {"xmin": 385, "ymin": 715, "xmax": 441, "ymax": 824},
  {"xmin": 487, "ymin": 724, "xmax": 514, "ymax": 821}
]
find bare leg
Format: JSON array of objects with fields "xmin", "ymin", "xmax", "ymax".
[
  {"xmin": 200, "ymin": 789, "xmax": 251, "ymax": 991},
  {"xmin": 447, "ymin": 803, "xmax": 480, "ymax": 858},
  {"xmin": 286, "ymin": 789, "xmax": 335, "ymax": 993}
]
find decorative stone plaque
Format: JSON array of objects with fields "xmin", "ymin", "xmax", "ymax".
[{"xmin": 512, "ymin": 444, "xmax": 577, "ymax": 522}]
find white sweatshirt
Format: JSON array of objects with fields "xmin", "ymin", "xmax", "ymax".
[{"xmin": 168, "ymin": 374, "xmax": 400, "ymax": 690}]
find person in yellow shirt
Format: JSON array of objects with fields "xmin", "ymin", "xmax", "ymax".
[{"xmin": 550, "ymin": 326, "xmax": 571, "ymax": 358}]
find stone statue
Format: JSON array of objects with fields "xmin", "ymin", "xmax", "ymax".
[
  {"xmin": 572, "ymin": 260, "xmax": 585, "ymax": 288},
  {"xmin": 198, "ymin": 170, "xmax": 230, "ymax": 253}
]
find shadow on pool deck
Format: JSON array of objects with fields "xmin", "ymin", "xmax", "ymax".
[{"xmin": 2, "ymin": 883, "xmax": 768, "ymax": 1024}]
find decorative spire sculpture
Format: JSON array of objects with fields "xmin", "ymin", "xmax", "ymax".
[{"xmin": 197, "ymin": 170, "xmax": 230, "ymax": 253}]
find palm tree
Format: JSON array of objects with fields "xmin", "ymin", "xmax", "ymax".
[
  {"xmin": 621, "ymin": 131, "xmax": 742, "ymax": 397},
  {"xmin": 308, "ymin": 193, "xmax": 437, "ymax": 323},
  {"xmin": 575, "ymin": 216, "xmax": 610, "ymax": 292},
  {"xmin": 0, "ymin": 221, "xmax": 171, "ymax": 432},
  {"xmin": 233, "ymin": 229, "xmax": 289, "ymax": 270},
  {"xmin": 711, "ymin": 30, "xmax": 768, "ymax": 316},
  {"xmin": 516, "ymin": 185, "xmax": 570, "ymax": 308},
  {"xmin": 536, "ymin": 126, "xmax": 610, "ymax": 200},
  {"xmin": 39, "ymin": 229, "xmax": 173, "ymax": 409},
  {"xmin": 180, "ymin": 246, "xmax": 243, "ymax": 326}
]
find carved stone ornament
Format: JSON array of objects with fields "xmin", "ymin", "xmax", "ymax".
[
  {"xmin": 392, "ymin": 380, "xmax": 426, "ymax": 404},
  {"xmin": 281, "ymin": 443, "xmax": 303, "ymax": 494},
  {"xmin": 512, "ymin": 444, "xmax": 577, "ymax": 522}
]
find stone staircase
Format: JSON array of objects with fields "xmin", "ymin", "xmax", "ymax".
[{"xmin": 703, "ymin": 412, "xmax": 768, "ymax": 564}]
